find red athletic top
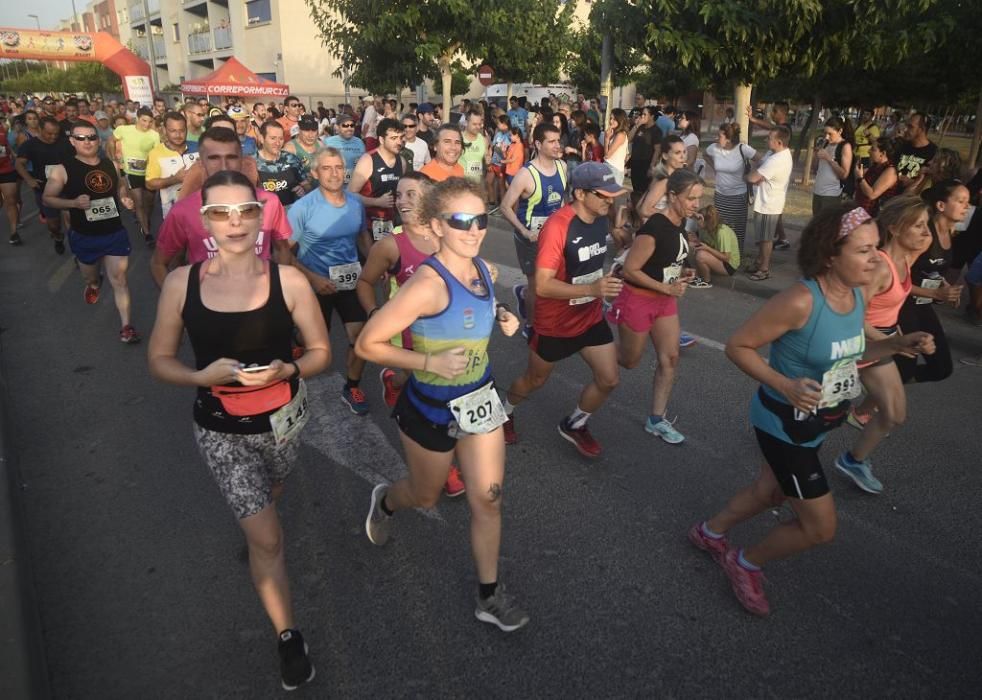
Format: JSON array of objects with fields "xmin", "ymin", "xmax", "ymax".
[
  {"xmin": 533, "ymin": 204, "xmax": 608, "ymax": 338},
  {"xmin": 0, "ymin": 127, "xmax": 14, "ymax": 174}
]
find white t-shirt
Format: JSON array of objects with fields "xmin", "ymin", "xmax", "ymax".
[
  {"xmin": 361, "ymin": 105, "xmax": 378, "ymax": 139},
  {"xmin": 814, "ymin": 142, "xmax": 843, "ymax": 197},
  {"xmin": 682, "ymin": 132, "xmax": 699, "ymax": 153},
  {"xmin": 753, "ymin": 148, "xmax": 793, "ymax": 215},
  {"xmin": 405, "ymin": 137, "xmax": 431, "ymax": 171},
  {"xmin": 706, "ymin": 143, "xmax": 756, "ymax": 197}
]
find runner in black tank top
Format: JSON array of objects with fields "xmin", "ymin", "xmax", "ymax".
[
  {"xmin": 148, "ymin": 170, "xmax": 330, "ymax": 690},
  {"xmin": 42, "ymin": 121, "xmax": 141, "ymax": 343},
  {"xmin": 348, "ymin": 117, "xmax": 407, "ymax": 243}
]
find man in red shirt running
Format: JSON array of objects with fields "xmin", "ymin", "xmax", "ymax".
[{"xmin": 501, "ymin": 162, "xmax": 626, "ymax": 457}]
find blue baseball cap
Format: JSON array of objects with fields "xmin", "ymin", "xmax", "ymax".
[{"xmin": 569, "ymin": 162, "xmax": 627, "ymax": 196}]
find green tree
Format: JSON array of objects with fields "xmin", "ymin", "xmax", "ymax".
[
  {"xmin": 564, "ymin": 0, "xmax": 646, "ymax": 96},
  {"xmin": 307, "ymin": 0, "xmax": 572, "ymax": 116},
  {"xmin": 428, "ymin": 68, "xmax": 472, "ymax": 103},
  {"xmin": 0, "ymin": 62, "xmax": 121, "ymax": 95},
  {"xmin": 484, "ymin": 0, "xmax": 576, "ymax": 96}
]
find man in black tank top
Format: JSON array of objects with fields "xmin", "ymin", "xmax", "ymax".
[
  {"xmin": 43, "ymin": 121, "xmax": 141, "ymax": 344},
  {"xmin": 348, "ymin": 118, "xmax": 407, "ymax": 243}
]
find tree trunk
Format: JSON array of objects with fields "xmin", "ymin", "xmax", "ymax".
[
  {"xmin": 439, "ymin": 54, "xmax": 452, "ymax": 121},
  {"xmin": 969, "ymin": 85, "xmax": 982, "ymax": 170},
  {"xmin": 801, "ymin": 94, "xmax": 823, "ymax": 187},
  {"xmin": 734, "ymin": 83, "xmax": 752, "ymax": 144},
  {"xmin": 507, "ymin": 81, "xmax": 513, "ymax": 103}
]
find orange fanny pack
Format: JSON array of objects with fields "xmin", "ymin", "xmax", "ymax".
[{"xmin": 210, "ymin": 381, "xmax": 291, "ymax": 417}]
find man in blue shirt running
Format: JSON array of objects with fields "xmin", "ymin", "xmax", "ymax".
[
  {"xmin": 288, "ymin": 147, "xmax": 372, "ymax": 414},
  {"xmin": 507, "ymin": 96, "xmax": 529, "ymax": 138}
]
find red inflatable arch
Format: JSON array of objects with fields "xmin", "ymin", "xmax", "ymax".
[{"xmin": 0, "ymin": 27, "xmax": 153, "ymax": 104}]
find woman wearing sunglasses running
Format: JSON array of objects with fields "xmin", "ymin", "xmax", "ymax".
[
  {"xmin": 148, "ymin": 170, "xmax": 329, "ymax": 689},
  {"xmin": 355, "ymin": 177, "xmax": 529, "ymax": 632}
]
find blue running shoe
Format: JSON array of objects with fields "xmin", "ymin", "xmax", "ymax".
[
  {"xmin": 679, "ymin": 332, "xmax": 697, "ymax": 348},
  {"xmin": 834, "ymin": 452, "xmax": 883, "ymax": 494},
  {"xmin": 341, "ymin": 385, "xmax": 370, "ymax": 416}
]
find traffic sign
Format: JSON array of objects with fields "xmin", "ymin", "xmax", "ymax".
[{"xmin": 478, "ymin": 64, "xmax": 494, "ymax": 86}]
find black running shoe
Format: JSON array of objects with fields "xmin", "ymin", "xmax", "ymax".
[
  {"xmin": 9, "ymin": 233, "xmax": 23, "ymax": 246},
  {"xmin": 278, "ymin": 629, "xmax": 315, "ymax": 691},
  {"xmin": 144, "ymin": 232, "xmax": 155, "ymax": 248},
  {"xmin": 54, "ymin": 238, "xmax": 66, "ymax": 255}
]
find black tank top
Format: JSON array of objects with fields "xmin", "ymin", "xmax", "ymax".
[
  {"xmin": 60, "ymin": 156, "xmax": 123, "ymax": 236},
  {"xmin": 182, "ymin": 261, "xmax": 297, "ymax": 434},
  {"xmin": 361, "ymin": 150, "xmax": 403, "ymax": 220},
  {"xmin": 911, "ymin": 219, "xmax": 952, "ymax": 281},
  {"xmin": 634, "ymin": 212, "xmax": 690, "ymax": 285}
]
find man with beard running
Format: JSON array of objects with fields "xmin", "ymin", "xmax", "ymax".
[
  {"xmin": 348, "ymin": 118, "xmax": 407, "ymax": 243},
  {"xmin": 14, "ymin": 116, "xmax": 73, "ymax": 254}
]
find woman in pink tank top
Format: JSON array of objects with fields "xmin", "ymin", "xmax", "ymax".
[{"xmin": 837, "ymin": 196, "xmax": 933, "ymax": 493}]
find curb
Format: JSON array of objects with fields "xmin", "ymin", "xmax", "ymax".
[{"xmin": 0, "ymin": 332, "xmax": 52, "ymax": 699}]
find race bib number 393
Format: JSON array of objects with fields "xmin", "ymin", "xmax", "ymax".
[{"xmin": 819, "ymin": 361, "xmax": 860, "ymax": 408}]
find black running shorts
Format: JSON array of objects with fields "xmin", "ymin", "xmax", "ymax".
[
  {"xmin": 316, "ymin": 289, "xmax": 368, "ymax": 330},
  {"xmin": 754, "ymin": 428, "xmax": 830, "ymax": 500},
  {"xmin": 529, "ymin": 320, "xmax": 614, "ymax": 364},
  {"xmin": 392, "ymin": 390, "xmax": 456, "ymax": 453}
]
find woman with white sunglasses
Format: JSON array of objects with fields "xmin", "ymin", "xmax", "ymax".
[{"xmin": 148, "ymin": 170, "xmax": 329, "ymax": 690}]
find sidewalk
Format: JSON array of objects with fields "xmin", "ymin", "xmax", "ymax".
[{"xmin": 0, "ymin": 322, "xmax": 52, "ymax": 698}]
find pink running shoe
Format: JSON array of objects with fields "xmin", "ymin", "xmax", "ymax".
[
  {"xmin": 722, "ymin": 549, "xmax": 770, "ymax": 616},
  {"xmin": 687, "ymin": 522, "xmax": 728, "ymax": 564}
]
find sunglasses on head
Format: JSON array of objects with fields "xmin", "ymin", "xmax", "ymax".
[
  {"xmin": 71, "ymin": 134, "xmax": 99, "ymax": 142},
  {"xmin": 439, "ymin": 212, "xmax": 488, "ymax": 231},
  {"xmin": 199, "ymin": 202, "xmax": 265, "ymax": 221}
]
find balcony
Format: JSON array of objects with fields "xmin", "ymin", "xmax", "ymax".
[
  {"xmin": 152, "ymin": 36, "xmax": 165, "ymax": 59},
  {"xmin": 213, "ymin": 26, "xmax": 233, "ymax": 50},
  {"xmin": 188, "ymin": 31, "xmax": 212, "ymax": 54},
  {"xmin": 132, "ymin": 41, "xmax": 149, "ymax": 61},
  {"xmin": 147, "ymin": 0, "xmax": 160, "ymax": 15},
  {"xmin": 130, "ymin": 3, "xmax": 145, "ymax": 23}
]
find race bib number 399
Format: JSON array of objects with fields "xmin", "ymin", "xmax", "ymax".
[{"xmin": 329, "ymin": 261, "xmax": 362, "ymax": 291}]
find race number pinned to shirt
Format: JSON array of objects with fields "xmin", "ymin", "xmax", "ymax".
[
  {"xmin": 125, "ymin": 157, "xmax": 147, "ymax": 173},
  {"xmin": 569, "ymin": 269, "xmax": 602, "ymax": 306},
  {"xmin": 819, "ymin": 361, "xmax": 861, "ymax": 408},
  {"xmin": 447, "ymin": 381, "xmax": 508, "ymax": 435},
  {"xmin": 915, "ymin": 277, "xmax": 942, "ymax": 305},
  {"xmin": 662, "ymin": 263, "xmax": 683, "ymax": 284},
  {"xmin": 329, "ymin": 261, "xmax": 362, "ymax": 291},
  {"xmin": 85, "ymin": 197, "xmax": 119, "ymax": 222},
  {"xmin": 270, "ymin": 380, "xmax": 309, "ymax": 445},
  {"xmin": 528, "ymin": 216, "xmax": 548, "ymax": 242},
  {"xmin": 371, "ymin": 218, "xmax": 394, "ymax": 241}
]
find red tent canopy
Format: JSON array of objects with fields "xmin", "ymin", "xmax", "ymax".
[{"xmin": 180, "ymin": 57, "xmax": 289, "ymax": 98}]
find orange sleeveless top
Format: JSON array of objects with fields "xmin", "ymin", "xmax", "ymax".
[{"xmin": 867, "ymin": 249, "xmax": 911, "ymax": 328}]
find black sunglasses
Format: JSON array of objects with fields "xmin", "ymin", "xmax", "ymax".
[
  {"xmin": 439, "ymin": 212, "xmax": 488, "ymax": 231},
  {"xmin": 339, "ymin": 122, "xmax": 355, "ymax": 127},
  {"xmin": 71, "ymin": 134, "xmax": 100, "ymax": 142}
]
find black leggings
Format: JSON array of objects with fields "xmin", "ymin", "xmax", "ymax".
[{"xmin": 895, "ymin": 298, "xmax": 953, "ymax": 384}]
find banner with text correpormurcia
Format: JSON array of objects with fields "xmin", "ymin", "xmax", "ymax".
[{"xmin": 180, "ymin": 83, "xmax": 290, "ymax": 97}]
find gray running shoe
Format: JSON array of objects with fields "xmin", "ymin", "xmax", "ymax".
[
  {"xmin": 365, "ymin": 484, "xmax": 391, "ymax": 545},
  {"xmin": 475, "ymin": 584, "xmax": 529, "ymax": 632}
]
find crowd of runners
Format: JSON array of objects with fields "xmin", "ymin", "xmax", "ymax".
[{"xmin": 1, "ymin": 89, "xmax": 981, "ymax": 690}]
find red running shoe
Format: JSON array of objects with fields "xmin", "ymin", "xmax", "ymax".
[
  {"xmin": 83, "ymin": 276, "xmax": 103, "ymax": 305},
  {"xmin": 687, "ymin": 522, "xmax": 729, "ymax": 564},
  {"xmin": 502, "ymin": 415, "xmax": 517, "ymax": 445},
  {"xmin": 722, "ymin": 549, "xmax": 770, "ymax": 616},
  {"xmin": 444, "ymin": 465, "xmax": 466, "ymax": 497},
  {"xmin": 557, "ymin": 418, "xmax": 601, "ymax": 458},
  {"xmin": 379, "ymin": 368, "xmax": 401, "ymax": 409},
  {"xmin": 119, "ymin": 325, "xmax": 141, "ymax": 344}
]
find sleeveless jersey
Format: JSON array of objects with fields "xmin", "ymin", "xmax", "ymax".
[
  {"xmin": 515, "ymin": 162, "xmax": 567, "ymax": 236},
  {"xmin": 866, "ymin": 250, "xmax": 911, "ymax": 329},
  {"xmin": 289, "ymin": 137, "xmax": 319, "ymax": 179},
  {"xmin": 182, "ymin": 261, "xmax": 296, "ymax": 434},
  {"xmin": 0, "ymin": 127, "xmax": 13, "ymax": 174},
  {"xmin": 60, "ymin": 157, "xmax": 124, "ymax": 236},
  {"xmin": 406, "ymin": 257, "xmax": 495, "ymax": 425},
  {"xmin": 360, "ymin": 150, "xmax": 403, "ymax": 222},
  {"xmin": 751, "ymin": 279, "xmax": 866, "ymax": 447},
  {"xmin": 910, "ymin": 220, "xmax": 952, "ymax": 304},
  {"xmin": 390, "ymin": 229, "xmax": 432, "ymax": 287}
]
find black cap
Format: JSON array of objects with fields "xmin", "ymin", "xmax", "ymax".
[{"xmin": 299, "ymin": 115, "xmax": 319, "ymax": 130}]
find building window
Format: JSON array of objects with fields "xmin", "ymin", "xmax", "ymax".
[
  {"xmin": 256, "ymin": 72, "xmax": 277, "ymax": 81},
  {"xmin": 172, "ymin": 23, "xmax": 180, "ymax": 41},
  {"xmin": 245, "ymin": 0, "xmax": 272, "ymax": 25}
]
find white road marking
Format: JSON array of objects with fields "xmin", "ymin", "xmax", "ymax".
[
  {"xmin": 301, "ymin": 373, "xmax": 443, "ymax": 521},
  {"xmin": 47, "ymin": 255, "xmax": 78, "ymax": 294}
]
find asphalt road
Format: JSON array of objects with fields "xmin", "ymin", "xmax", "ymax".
[{"xmin": 1, "ymin": 201, "xmax": 981, "ymax": 699}]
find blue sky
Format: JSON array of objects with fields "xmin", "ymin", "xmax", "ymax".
[{"xmin": 1, "ymin": 1, "xmax": 78, "ymax": 31}]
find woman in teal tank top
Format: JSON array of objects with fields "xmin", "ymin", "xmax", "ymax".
[
  {"xmin": 355, "ymin": 178, "xmax": 531, "ymax": 632},
  {"xmin": 687, "ymin": 203, "xmax": 935, "ymax": 617}
]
